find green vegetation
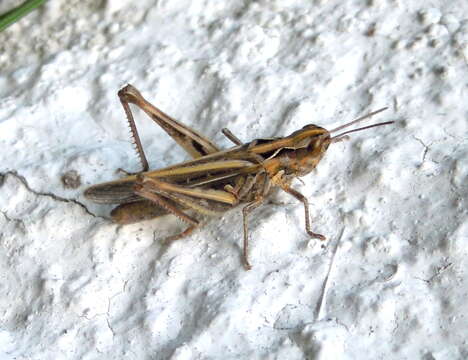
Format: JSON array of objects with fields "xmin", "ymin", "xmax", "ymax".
[{"xmin": 0, "ymin": 0, "xmax": 46, "ymax": 32}]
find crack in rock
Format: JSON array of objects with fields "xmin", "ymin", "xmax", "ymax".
[{"xmin": 0, "ymin": 171, "xmax": 101, "ymax": 220}]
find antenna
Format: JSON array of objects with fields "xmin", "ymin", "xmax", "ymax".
[
  {"xmin": 331, "ymin": 120, "xmax": 394, "ymax": 140},
  {"xmin": 329, "ymin": 107, "xmax": 388, "ymax": 134}
]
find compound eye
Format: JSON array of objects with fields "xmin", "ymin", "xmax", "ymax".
[{"xmin": 307, "ymin": 134, "xmax": 328, "ymax": 150}]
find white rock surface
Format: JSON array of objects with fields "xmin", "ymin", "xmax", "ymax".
[{"xmin": 0, "ymin": 1, "xmax": 467, "ymax": 359}]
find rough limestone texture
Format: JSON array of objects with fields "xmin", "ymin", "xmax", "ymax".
[{"xmin": 0, "ymin": 1, "xmax": 467, "ymax": 359}]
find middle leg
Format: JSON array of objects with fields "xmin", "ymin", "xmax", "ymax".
[
  {"xmin": 241, "ymin": 197, "xmax": 265, "ymax": 270},
  {"xmin": 279, "ymin": 184, "xmax": 326, "ymax": 241}
]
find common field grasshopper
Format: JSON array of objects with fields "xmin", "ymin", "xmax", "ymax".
[{"xmin": 85, "ymin": 84, "xmax": 393, "ymax": 269}]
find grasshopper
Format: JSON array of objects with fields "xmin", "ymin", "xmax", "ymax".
[{"xmin": 85, "ymin": 84, "xmax": 393, "ymax": 270}]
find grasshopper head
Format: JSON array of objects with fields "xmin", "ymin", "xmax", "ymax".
[
  {"xmin": 291, "ymin": 127, "xmax": 331, "ymax": 176},
  {"xmin": 283, "ymin": 108, "xmax": 393, "ymax": 177}
]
